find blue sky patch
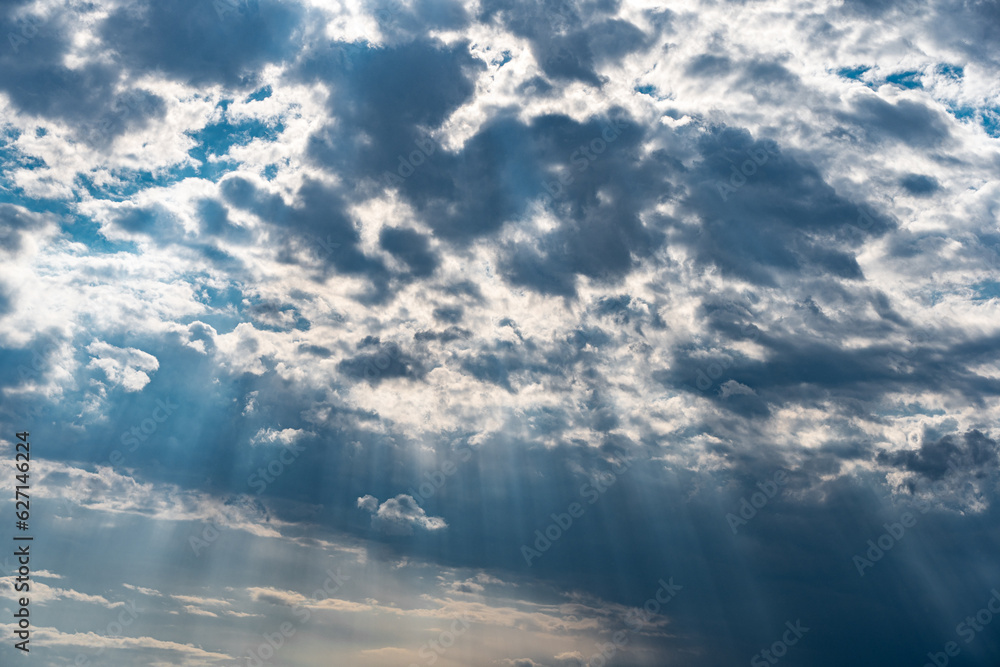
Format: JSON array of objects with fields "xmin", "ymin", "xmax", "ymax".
[{"xmin": 885, "ymin": 70, "xmax": 923, "ymax": 89}]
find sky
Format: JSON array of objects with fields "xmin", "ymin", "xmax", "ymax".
[{"xmin": 0, "ymin": 0, "xmax": 999, "ymax": 665}]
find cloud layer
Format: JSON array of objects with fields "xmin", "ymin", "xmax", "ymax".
[{"xmin": 1, "ymin": 0, "xmax": 999, "ymax": 664}]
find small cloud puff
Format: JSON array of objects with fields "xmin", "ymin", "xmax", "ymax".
[
  {"xmin": 250, "ymin": 427, "xmax": 305, "ymax": 446},
  {"xmin": 86, "ymin": 341, "xmax": 159, "ymax": 392},
  {"xmin": 356, "ymin": 494, "xmax": 447, "ymax": 535}
]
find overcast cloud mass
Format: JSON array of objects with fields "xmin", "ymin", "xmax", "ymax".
[{"xmin": 1, "ymin": 0, "xmax": 999, "ymax": 664}]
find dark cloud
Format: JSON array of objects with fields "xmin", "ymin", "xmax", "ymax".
[
  {"xmin": 379, "ymin": 227, "xmax": 439, "ymax": 277},
  {"xmin": 878, "ymin": 430, "xmax": 1000, "ymax": 480},
  {"xmin": 0, "ymin": 332, "xmax": 62, "ymax": 393},
  {"xmin": 370, "ymin": 0, "xmax": 470, "ymax": 40},
  {"xmin": 113, "ymin": 205, "xmax": 181, "ymax": 236},
  {"xmin": 929, "ymin": 0, "xmax": 1000, "ymax": 66},
  {"xmin": 0, "ymin": 203, "xmax": 46, "ymax": 253},
  {"xmin": 537, "ymin": 35, "xmax": 603, "ymax": 85},
  {"xmin": 413, "ymin": 327, "xmax": 471, "ymax": 343},
  {"xmin": 585, "ymin": 18, "xmax": 648, "ymax": 61},
  {"xmin": 93, "ymin": 89, "xmax": 167, "ymax": 142},
  {"xmin": 0, "ymin": 283, "xmax": 10, "ymax": 317},
  {"xmin": 594, "ymin": 294, "xmax": 633, "ymax": 324},
  {"xmin": 296, "ymin": 40, "xmax": 666, "ymax": 297},
  {"xmin": 461, "ymin": 353, "xmax": 517, "ymax": 391},
  {"xmin": 686, "ymin": 54, "xmax": 733, "ymax": 78},
  {"xmin": 499, "ymin": 114, "xmax": 664, "ymax": 295},
  {"xmin": 658, "ymin": 287, "xmax": 1000, "ymax": 417},
  {"xmin": 299, "ymin": 39, "xmax": 483, "ymax": 181},
  {"xmin": 221, "ymin": 176, "xmax": 392, "ymax": 296},
  {"xmin": 839, "ymin": 0, "xmax": 915, "ymax": 16},
  {"xmin": 502, "ymin": 245, "xmax": 577, "ymax": 297},
  {"xmin": 681, "ymin": 126, "xmax": 892, "ymax": 285},
  {"xmin": 243, "ymin": 298, "xmax": 308, "ymax": 332},
  {"xmin": 885, "ymin": 230, "xmax": 949, "ymax": 259},
  {"xmin": 196, "ymin": 198, "xmax": 250, "ymax": 242},
  {"xmin": 478, "ymin": 0, "xmax": 649, "ymax": 85},
  {"xmin": 838, "ymin": 94, "xmax": 951, "ymax": 147},
  {"xmin": 316, "ymin": 105, "xmax": 659, "ymax": 275},
  {"xmin": 433, "ymin": 306, "xmax": 463, "ymax": 323},
  {"xmin": 338, "ymin": 339, "xmax": 427, "ymax": 385},
  {"xmin": 0, "ymin": 4, "xmax": 227, "ymax": 142},
  {"xmin": 900, "ymin": 173, "xmax": 940, "ymax": 195},
  {"xmin": 100, "ymin": 0, "xmax": 304, "ymax": 87},
  {"xmin": 0, "ymin": 5, "xmax": 115, "ymax": 129},
  {"xmin": 740, "ymin": 58, "xmax": 801, "ymax": 103},
  {"xmin": 298, "ymin": 343, "xmax": 332, "ymax": 357}
]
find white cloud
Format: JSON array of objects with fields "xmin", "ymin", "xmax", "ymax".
[
  {"xmin": 0, "ymin": 577, "xmax": 125, "ymax": 608},
  {"xmin": 86, "ymin": 341, "xmax": 160, "ymax": 392},
  {"xmin": 0, "ymin": 623, "xmax": 233, "ymax": 662},
  {"xmin": 250, "ymin": 427, "xmax": 306, "ymax": 446},
  {"xmin": 356, "ymin": 494, "xmax": 448, "ymax": 534},
  {"xmin": 26, "ymin": 459, "xmax": 285, "ymax": 539}
]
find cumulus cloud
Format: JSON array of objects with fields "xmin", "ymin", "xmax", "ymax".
[
  {"xmin": 250, "ymin": 427, "xmax": 306, "ymax": 446},
  {"xmin": 86, "ymin": 341, "xmax": 159, "ymax": 392},
  {"xmin": 357, "ymin": 494, "xmax": 448, "ymax": 534}
]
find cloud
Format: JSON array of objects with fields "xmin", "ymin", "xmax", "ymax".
[
  {"xmin": 33, "ymin": 570, "xmax": 63, "ymax": 579},
  {"xmin": 449, "ymin": 578, "xmax": 485, "ymax": 594},
  {"xmin": 27, "ymin": 460, "xmax": 285, "ymax": 539},
  {"xmin": 86, "ymin": 341, "xmax": 160, "ymax": 392},
  {"xmin": 0, "ymin": 623, "xmax": 233, "ymax": 661},
  {"xmin": 357, "ymin": 494, "xmax": 448, "ymax": 534},
  {"xmin": 171, "ymin": 594, "xmax": 233, "ymax": 608},
  {"xmin": 123, "ymin": 583, "xmax": 162, "ymax": 597},
  {"xmin": 0, "ymin": 577, "xmax": 126, "ymax": 608},
  {"xmin": 878, "ymin": 429, "xmax": 1000, "ymax": 482},
  {"xmin": 837, "ymin": 92, "xmax": 952, "ymax": 147},
  {"xmin": 181, "ymin": 605, "xmax": 219, "ymax": 617},
  {"xmin": 100, "ymin": 0, "xmax": 304, "ymax": 88},
  {"xmin": 900, "ymin": 173, "xmax": 940, "ymax": 196},
  {"xmin": 1, "ymin": 0, "xmax": 999, "ymax": 664},
  {"xmin": 250, "ymin": 427, "xmax": 306, "ymax": 446}
]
